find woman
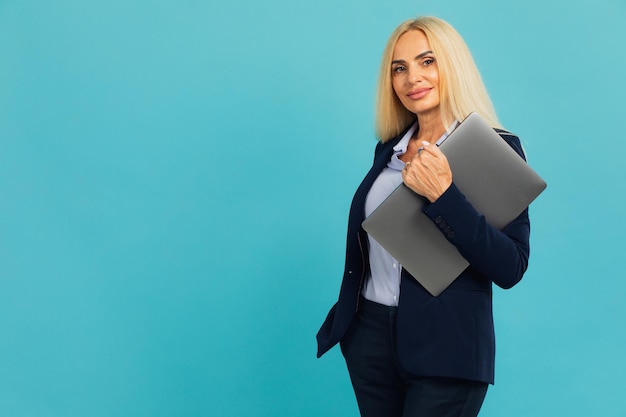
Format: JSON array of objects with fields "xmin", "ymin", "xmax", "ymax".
[{"xmin": 316, "ymin": 16, "xmax": 531, "ymax": 417}]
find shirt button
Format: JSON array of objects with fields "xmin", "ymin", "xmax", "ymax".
[{"xmin": 435, "ymin": 216, "xmax": 443, "ymax": 224}]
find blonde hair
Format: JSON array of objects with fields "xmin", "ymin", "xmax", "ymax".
[{"xmin": 375, "ymin": 16, "xmax": 501, "ymax": 142}]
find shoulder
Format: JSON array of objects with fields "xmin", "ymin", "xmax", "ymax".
[
  {"xmin": 494, "ymin": 128, "xmax": 526, "ymax": 161},
  {"xmin": 373, "ymin": 124, "xmax": 413, "ymax": 158}
]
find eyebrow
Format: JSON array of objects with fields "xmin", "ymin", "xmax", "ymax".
[{"xmin": 391, "ymin": 50, "xmax": 434, "ymax": 65}]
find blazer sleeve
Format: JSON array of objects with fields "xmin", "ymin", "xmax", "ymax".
[{"xmin": 421, "ymin": 132, "xmax": 531, "ymax": 289}]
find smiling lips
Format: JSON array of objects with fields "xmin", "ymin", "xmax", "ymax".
[{"xmin": 407, "ymin": 87, "xmax": 432, "ymax": 100}]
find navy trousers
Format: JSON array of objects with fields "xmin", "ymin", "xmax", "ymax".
[{"xmin": 340, "ymin": 298, "xmax": 488, "ymax": 417}]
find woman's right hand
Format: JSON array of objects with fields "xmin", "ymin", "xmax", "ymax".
[{"xmin": 402, "ymin": 141, "xmax": 452, "ymax": 203}]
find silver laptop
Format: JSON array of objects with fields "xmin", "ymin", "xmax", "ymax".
[{"xmin": 361, "ymin": 112, "xmax": 546, "ymax": 296}]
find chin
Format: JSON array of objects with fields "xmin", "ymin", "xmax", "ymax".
[{"xmin": 415, "ymin": 103, "xmax": 439, "ymax": 116}]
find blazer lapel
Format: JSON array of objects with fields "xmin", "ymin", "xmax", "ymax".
[{"xmin": 350, "ymin": 134, "xmax": 405, "ymax": 224}]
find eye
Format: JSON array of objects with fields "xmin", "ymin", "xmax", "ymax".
[
  {"xmin": 392, "ymin": 65, "xmax": 406, "ymax": 75},
  {"xmin": 422, "ymin": 57, "xmax": 436, "ymax": 66}
]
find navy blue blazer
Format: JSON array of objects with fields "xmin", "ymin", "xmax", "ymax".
[{"xmin": 316, "ymin": 125, "xmax": 530, "ymax": 384}]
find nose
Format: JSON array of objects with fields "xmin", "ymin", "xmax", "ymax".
[{"xmin": 408, "ymin": 65, "xmax": 423, "ymax": 84}]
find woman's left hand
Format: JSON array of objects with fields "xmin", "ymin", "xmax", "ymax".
[{"xmin": 402, "ymin": 141, "xmax": 453, "ymax": 203}]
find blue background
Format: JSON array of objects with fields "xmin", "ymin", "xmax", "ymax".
[{"xmin": 1, "ymin": 0, "xmax": 624, "ymax": 416}]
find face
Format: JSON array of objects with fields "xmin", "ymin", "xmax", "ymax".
[{"xmin": 391, "ymin": 30, "xmax": 440, "ymax": 117}]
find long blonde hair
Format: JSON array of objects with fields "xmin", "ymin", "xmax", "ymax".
[{"xmin": 375, "ymin": 16, "xmax": 501, "ymax": 142}]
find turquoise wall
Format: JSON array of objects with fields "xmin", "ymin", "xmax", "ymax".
[{"xmin": 1, "ymin": 0, "xmax": 624, "ymax": 416}]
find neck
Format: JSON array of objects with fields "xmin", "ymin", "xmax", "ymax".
[{"xmin": 415, "ymin": 111, "xmax": 445, "ymax": 142}]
